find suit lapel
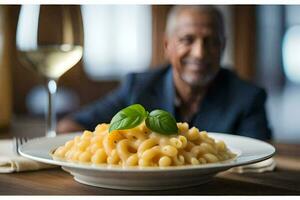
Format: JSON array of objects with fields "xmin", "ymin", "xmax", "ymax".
[
  {"xmin": 160, "ymin": 67, "xmax": 175, "ymax": 115},
  {"xmin": 137, "ymin": 67, "xmax": 175, "ymax": 116},
  {"xmin": 192, "ymin": 69, "xmax": 228, "ymax": 131}
]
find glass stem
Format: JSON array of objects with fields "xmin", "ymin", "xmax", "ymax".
[{"xmin": 46, "ymin": 79, "xmax": 57, "ymax": 137}]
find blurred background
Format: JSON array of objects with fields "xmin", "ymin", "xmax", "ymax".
[{"xmin": 0, "ymin": 5, "xmax": 299, "ymax": 143}]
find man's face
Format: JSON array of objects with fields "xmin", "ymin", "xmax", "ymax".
[{"xmin": 165, "ymin": 10, "xmax": 224, "ymax": 88}]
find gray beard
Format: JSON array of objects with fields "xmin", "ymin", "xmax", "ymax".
[{"xmin": 181, "ymin": 71, "xmax": 218, "ymax": 88}]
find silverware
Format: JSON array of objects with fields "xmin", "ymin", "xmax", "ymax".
[{"xmin": 13, "ymin": 137, "xmax": 28, "ymax": 155}]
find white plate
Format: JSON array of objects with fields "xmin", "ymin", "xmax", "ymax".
[{"xmin": 19, "ymin": 132, "xmax": 275, "ymax": 190}]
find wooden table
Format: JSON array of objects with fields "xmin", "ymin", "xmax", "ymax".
[{"xmin": 1, "ymin": 117, "xmax": 300, "ymax": 195}]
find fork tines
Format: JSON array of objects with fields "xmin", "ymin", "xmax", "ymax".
[{"xmin": 13, "ymin": 137, "xmax": 28, "ymax": 155}]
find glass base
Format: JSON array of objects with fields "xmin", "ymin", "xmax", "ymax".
[{"xmin": 46, "ymin": 130, "xmax": 56, "ymax": 137}]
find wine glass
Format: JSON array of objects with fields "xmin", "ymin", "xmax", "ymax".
[{"xmin": 16, "ymin": 5, "xmax": 83, "ymax": 137}]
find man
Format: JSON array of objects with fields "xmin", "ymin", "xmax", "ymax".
[{"xmin": 57, "ymin": 5, "xmax": 272, "ymax": 140}]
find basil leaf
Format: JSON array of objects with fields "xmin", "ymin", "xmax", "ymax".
[
  {"xmin": 145, "ymin": 109, "xmax": 178, "ymax": 135},
  {"xmin": 109, "ymin": 104, "xmax": 147, "ymax": 133}
]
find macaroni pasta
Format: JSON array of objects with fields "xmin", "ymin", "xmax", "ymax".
[{"xmin": 52, "ymin": 122, "xmax": 236, "ymax": 167}]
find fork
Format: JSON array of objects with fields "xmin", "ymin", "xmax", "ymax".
[{"xmin": 13, "ymin": 137, "xmax": 28, "ymax": 155}]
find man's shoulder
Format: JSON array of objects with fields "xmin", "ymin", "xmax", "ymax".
[
  {"xmin": 131, "ymin": 65, "xmax": 169, "ymax": 79},
  {"xmin": 125, "ymin": 65, "xmax": 170, "ymax": 87}
]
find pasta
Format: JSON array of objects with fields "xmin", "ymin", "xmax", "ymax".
[{"xmin": 52, "ymin": 122, "xmax": 236, "ymax": 167}]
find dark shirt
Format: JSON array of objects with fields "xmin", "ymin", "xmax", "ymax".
[{"xmin": 71, "ymin": 65, "xmax": 272, "ymax": 140}]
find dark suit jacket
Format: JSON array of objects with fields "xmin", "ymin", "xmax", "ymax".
[{"xmin": 71, "ymin": 65, "xmax": 272, "ymax": 140}]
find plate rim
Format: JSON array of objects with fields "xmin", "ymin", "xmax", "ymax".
[{"xmin": 19, "ymin": 132, "xmax": 276, "ymax": 172}]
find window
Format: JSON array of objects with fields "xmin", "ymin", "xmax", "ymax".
[
  {"xmin": 282, "ymin": 26, "xmax": 300, "ymax": 83},
  {"xmin": 81, "ymin": 5, "xmax": 152, "ymax": 80}
]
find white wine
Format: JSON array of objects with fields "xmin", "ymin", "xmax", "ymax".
[{"xmin": 19, "ymin": 44, "xmax": 83, "ymax": 79}]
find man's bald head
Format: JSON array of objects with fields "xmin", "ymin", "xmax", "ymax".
[{"xmin": 166, "ymin": 5, "xmax": 225, "ymax": 43}]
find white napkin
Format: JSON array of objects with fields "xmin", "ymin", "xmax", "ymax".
[
  {"xmin": 0, "ymin": 139, "xmax": 56, "ymax": 173},
  {"xmin": 229, "ymin": 158, "xmax": 276, "ymax": 173}
]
